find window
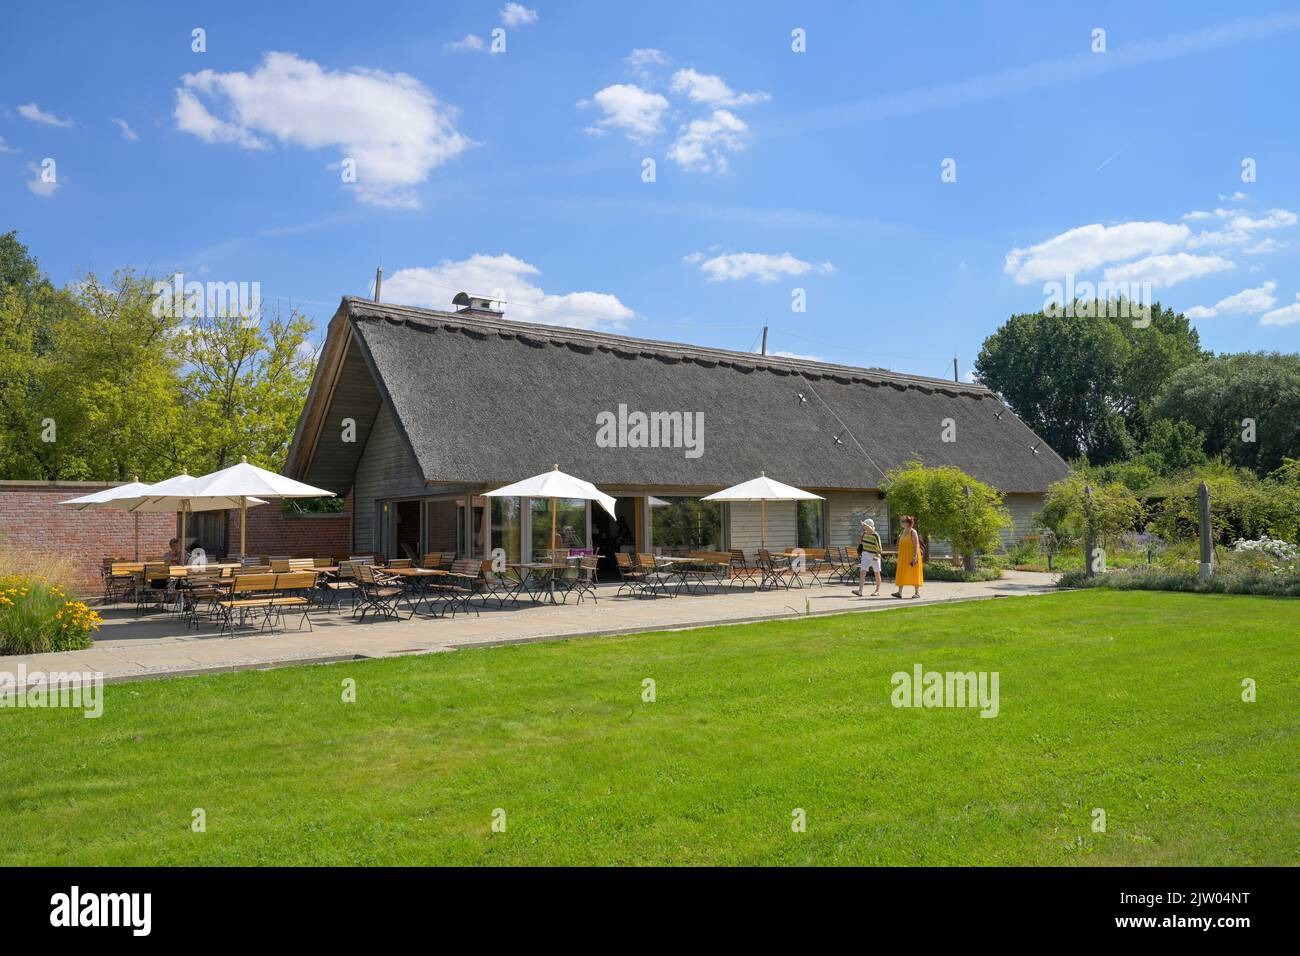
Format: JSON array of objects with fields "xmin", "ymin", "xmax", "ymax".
[
  {"xmin": 650, "ymin": 496, "xmax": 722, "ymax": 554},
  {"xmin": 490, "ymin": 496, "xmax": 522, "ymax": 564},
  {"xmin": 797, "ymin": 499, "xmax": 824, "ymax": 549},
  {"xmin": 424, "ymin": 499, "xmax": 462, "ymax": 557},
  {"xmin": 530, "ymin": 497, "xmax": 587, "ymax": 557}
]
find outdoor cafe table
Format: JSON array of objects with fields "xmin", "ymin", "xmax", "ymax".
[
  {"xmin": 507, "ymin": 563, "xmax": 569, "ymax": 605},
  {"xmin": 168, "ymin": 563, "xmax": 242, "ymax": 577},
  {"xmin": 382, "ymin": 566, "xmax": 447, "ymax": 614},
  {"xmin": 649, "ymin": 556, "xmax": 724, "ymax": 597}
]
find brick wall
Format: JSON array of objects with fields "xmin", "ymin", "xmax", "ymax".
[
  {"xmin": 223, "ymin": 490, "xmax": 352, "ymax": 559},
  {"xmin": 0, "ymin": 482, "xmax": 175, "ymax": 596}
]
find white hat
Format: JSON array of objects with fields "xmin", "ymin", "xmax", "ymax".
[{"xmin": 861, "ymin": 517, "xmax": 875, "ymax": 530}]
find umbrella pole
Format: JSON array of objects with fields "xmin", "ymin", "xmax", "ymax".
[
  {"xmin": 760, "ymin": 498, "xmax": 766, "ymax": 550},
  {"xmin": 181, "ymin": 504, "xmax": 187, "ymax": 565},
  {"xmin": 133, "ymin": 513, "xmax": 139, "ymax": 561},
  {"xmin": 240, "ymin": 495, "xmax": 247, "ymax": 559},
  {"xmin": 550, "ymin": 497, "xmax": 557, "ymax": 557}
]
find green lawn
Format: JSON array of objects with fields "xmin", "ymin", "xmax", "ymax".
[{"xmin": 1, "ymin": 591, "xmax": 1296, "ymax": 865}]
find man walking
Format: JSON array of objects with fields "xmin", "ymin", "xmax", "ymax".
[{"xmin": 852, "ymin": 517, "xmax": 882, "ymax": 597}]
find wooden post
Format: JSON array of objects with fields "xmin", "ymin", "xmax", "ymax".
[
  {"xmin": 374, "ymin": 267, "xmax": 383, "ymax": 302},
  {"xmin": 1198, "ymin": 481, "xmax": 1213, "ymax": 580},
  {"xmin": 953, "ymin": 357, "xmax": 959, "ymax": 382},
  {"xmin": 961, "ymin": 485, "xmax": 975, "ymax": 572},
  {"xmin": 1083, "ymin": 482, "xmax": 1096, "ymax": 579},
  {"xmin": 760, "ymin": 325, "xmax": 768, "ymax": 356},
  {"xmin": 132, "ymin": 474, "xmax": 140, "ymax": 560}
]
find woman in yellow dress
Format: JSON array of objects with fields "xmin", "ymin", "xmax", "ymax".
[{"xmin": 892, "ymin": 515, "xmax": 923, "ymax": 599}]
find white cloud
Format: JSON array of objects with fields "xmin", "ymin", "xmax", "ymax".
[
  {"xmin": 579, "ymin": 84, "xmax": 669, "ymax": 140},
  {"xmin": 1261, "ymin": 294, "xmax": 1300, "ymax": 326},
  {"xmin": 173, "ymin": 52, "xmax": 471, "ymax": 207},
  {"xmin": 382, "ymin": 253, "xmax": 634, "ymax": 330},
  {"xmin": 24, "ymin": 162, "xmax": 58, "ymax": 197},
  {"xmin": 1183, "ymin": 210, "xmax": 1213, "ymax": 221},
  {"xmin": 1104, "ymin": 252, "xmax": 1234, "ymax": 288},
  {"xmin": 17, "ymin": 102, "xmax": 72, "ymax": 127},
  {"xmin": 669, "ymin": 68, "xmax": 769, "ymax": 107},
  {"xmin": 1183, "ymin": 280, "xmax": 1277, "ymax": 319},
  {"xmin": 112, "ymin": 118, "xmax": 139, "ymax": 141},
  {"xmin": 1218, "ymin": 191, "xmax": 1248, "ymax": 201},
  {"xmin": 1186, "ymin": 208, "xmax": 1297, "ymax": 248},
  {"xmin": 499, "ymin": 3, "xmax": 538, "ymax": 27},
  {"xmin": 624, "ymin": 48, "xmax": 669, "ymax": 82},
  {"xmin": 1004, "ymin": 221, "xmax": 1189, "ymax": 284},
  {"xmin": 0, "ymin": 135, "xmax": 14, "ymax": 154},
  {"xmin": 1246, "ymin": 238, "xmax": 1286, "ymax": 255},
  {"xmin": 688, "ymin": 251, "xmax": 835, "ymax": 283},
  {"xmin": 445, "ymin": 34, "xmax": 486, "ymax": 53},
  {"xmin": 174, "ymin": 88, "xmax": 270, "ymax": 148},
  {"xmin": 667, "ymin": 109, "xmax": 748, "ymax": 173}
]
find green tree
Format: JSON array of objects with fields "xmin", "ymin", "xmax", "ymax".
[
  {"xmin": 1151, "ymin": 352, "xmax": 1300, "ymax": 475},
  {"xmin": 46, "ymin": 270, "xmax": 187, "ymax": 480},
  {"xmin": 975, "ymin": 302, "xmax": 1203, "ymax": 464},
  {"xmin": 0, "ymin": 235, "xmax": 320, "ymax": 482},
  {"xmin": 0, "ymin": 231, "xmax": 48, "ymax": 303},
  {"xmin": 1037, "ymin": 472, "xmax": 1144, "ymax": 550},
  {"xmin": 883, "ymin": 462, "xmax": 1010, "ymax": 570},
  {"xmin": 177, "ymin": 305, "xmax": 318, "ymax": 472},
  {"xmin": 1140, "ymin": 418, "xmax": 1208, "ymax": 474}
]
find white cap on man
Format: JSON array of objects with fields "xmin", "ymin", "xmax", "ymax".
[{"xmin": 861, "ymin": 518, "xmax": 875, "ymax": 530}]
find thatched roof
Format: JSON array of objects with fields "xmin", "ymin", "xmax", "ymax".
[{"xmin": 286, "ymin": 297, "xmax": 1070, "ymax": 494}]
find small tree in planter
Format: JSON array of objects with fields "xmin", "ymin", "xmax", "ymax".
[
  {"xmin": 882, "ymin": 462, "xmax": 1010, "ymax": 571},
  {"xmin": 1037, "ymin": 473, "xmax": 1144, "ymax": 570}
]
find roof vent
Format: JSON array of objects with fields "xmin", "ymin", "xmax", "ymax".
[{"xmin": 452, "ymin": 291, "xmax": 505, "ymax": 317}]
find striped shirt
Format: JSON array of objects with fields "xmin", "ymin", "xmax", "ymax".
[{"xmin": 859, "ymin": 530, "xmax": 882, "ymax": 555}]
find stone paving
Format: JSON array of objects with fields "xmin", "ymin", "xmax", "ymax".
[{"xmin": 1, "ymin": 571, "xmax": 1058, "ymax": 688}]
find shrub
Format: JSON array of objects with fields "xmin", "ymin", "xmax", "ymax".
[
  {"xmin": 882, "ymin": 462, "xmax": 1011, "ymax": 569},
  {"xmin": 1037, "ymin": 473, "xmax": 1144, "ymax": 548},
  {"xmin": 1232, "ymin": 536, "xmax": 1300, "ymax": 566},
  {"xmin": 1004, "ymin": 535, "xmax": 1039, "ymax": 566},
  {"xmin": 1148, "ymin": 464, "xmax": 1300, "ymax": 544},
  {"xmin": 1057, "ymin": 566, "xmax": 1300, "ymax": 598},
  {"xmin": 0, "ymin": 576, "xmax": 102, "ymax": 656},
  {"xmin": 879, "ymin": 557, "xmax": 1002, "ymax": 583}
]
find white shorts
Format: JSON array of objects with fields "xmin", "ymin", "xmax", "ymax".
[{"xmin": 860, "ymin": 552, "xmax": 881, "ymax": 573}]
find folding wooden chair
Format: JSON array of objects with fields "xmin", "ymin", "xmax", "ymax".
[
  {"xmin": 615, "ymin": 552, "xmax": 646, "ymax": 597},
  {"xmin": 479, "ymin": 560, "xmax": 524, "ymax": 608},
  {"xmin": 353, "ymin": 563, "xmax": 411, "ymax": 622}
]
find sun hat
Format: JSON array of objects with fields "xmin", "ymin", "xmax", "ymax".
[{"xmin": 861, "ymin": 518, "xmax": 876, "ymax": 530}]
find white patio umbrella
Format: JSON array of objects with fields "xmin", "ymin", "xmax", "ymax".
[
  {"xmin": 702, "ymin": 471, "xmax": 824, "ymax": 551},
  {"xmin": 483, "ymin": 464, "xmax": 617, "ymax": 558},
  {"xmin": 120, "ymin": 470, "xmax": 270, "ymax": 563},
  {"xmin": 183, "ymin": 456, "xmax": 335, "ymax": 558},
  {"xmin": 59, "ymin": 477, "xmax": 153, "ymax": 560}
]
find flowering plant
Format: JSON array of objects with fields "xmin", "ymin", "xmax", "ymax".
[{"xmin": 0, "ymin": 575, "xmax": 102, "ymax": 656}]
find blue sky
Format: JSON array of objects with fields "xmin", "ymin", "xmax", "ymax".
[{"xmin": 3, "ymin": 1, "xmax": 1299, "ymax": 379}]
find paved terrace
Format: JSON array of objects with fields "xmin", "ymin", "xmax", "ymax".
[{"xmin": 4, "ymin": 572, "xmax": 1057, "ymax": 686}]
